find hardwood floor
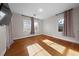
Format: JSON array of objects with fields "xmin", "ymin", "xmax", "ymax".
[{"xmin": 5, "ymin": 35, "xmax": 79, "ymax": 56}]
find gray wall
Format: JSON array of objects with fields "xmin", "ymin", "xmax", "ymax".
[
  {"xmin": 43, "ymin": 7, "xmax": 79, "ymax": 43},
  {"xmin": 0, "ymin": 26, "xmax": 7, "ymax": 55},
  {"xmin": 11, "ymin": 13, "xmax": 43, "ymax": 40}
]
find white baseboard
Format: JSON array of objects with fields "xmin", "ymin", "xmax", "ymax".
[
  {"xmin": 0, "ymin": 49, "xmax": 6, "ymax": 56},
  {"xmin": 13, "ymin": 34, "xmax": 42, "ymax": 40},
  {"xmin": 45, "ymin": 34, "xmax": 79, "ymax": 44}
]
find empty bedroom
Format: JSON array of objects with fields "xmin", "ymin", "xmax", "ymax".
[{"xmin": 0, "ymin": 3, "xmax": 79, "ymax": 56}]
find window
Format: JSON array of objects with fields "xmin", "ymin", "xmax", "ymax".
[
  {"xmin": 23, "ymin": 19, "xmax": 39, "ymax": 34},
  {"xmin": 58, "ymin": 19, "xmax": 64, "ymax": 32},
  {"xmin": 23, "ymin": 20, "xmax": 31, "ymax": 33},
  {"xmin": 34, "ymin": 21, "xmax": 39, "ymax": 33},
  {"xmin": 0, "ymin": 11, "xmax": 6, "ymax": 21}
]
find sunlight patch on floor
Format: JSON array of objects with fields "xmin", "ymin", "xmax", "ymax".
[
  {"xmin": 43, "ymin": 39, "xmax": 79, "ymax": 56},
  {"xmin": 50, "ymin": 43, "xmax": 66, "ymax": 54},
  {"xmin": 43, "ymin": 39, "xmax": 54, "ymax": 45},
  {"xmin": 27, "ymin": 43, "xmax": 51, "ymax": 56},
  {"xmin": 66, "ymin": 49, "xmax": 79, "ymax": 56},
  {"xmin": 43, "ymin": 39, "xmax": 66, "ymax": 54}
]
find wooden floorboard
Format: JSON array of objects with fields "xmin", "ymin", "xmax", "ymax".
[{"xmin": 5, "ymin": 35, "xmax": 79, "ymax": 56}]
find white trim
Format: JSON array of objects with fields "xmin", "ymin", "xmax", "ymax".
[
  {"xmin": 0, "ymin": 49, "xmax": 6, "ymax": 56},
  {"xmin": 45, "ymin": 34, "xmax": 79, "ymax": 44},
  {"xmin": 13, "ymin": 34, "xmax": 42, "ymax": 40}
]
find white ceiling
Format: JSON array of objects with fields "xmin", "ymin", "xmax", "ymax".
[{"xmin": 9, "ymin": 3, "xmax": 79, "ymax": 19}]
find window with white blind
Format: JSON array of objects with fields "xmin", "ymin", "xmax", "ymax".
[{"xmin": 23, "ymin": 20, "xmax": 31, "ymax": 33}]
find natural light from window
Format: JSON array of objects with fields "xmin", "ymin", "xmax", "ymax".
[
  {"xmin": 43, "ymin": 39, "xmax": 66, "ymax": 54},
  {"xmin": 42, "ymin": 39, "xmax": 79, "ymax": 56},
  {"xmin": 58, "ymin": 19, "xmax": 64, "ymax": 32},
  {"xmin": 23, "ymin": 19, "xmax": 39, "ymax": 34},
  {"xmin": 34, "ymin": 21, "xmax": 39, "ymax": 33},
  {"xmin": 0, "ymin": 11, "xmax": 6, "ymax": 21},
  {"xmin": 27, "ymin": 43, "xmax": 51, "ymax": 56},
  {"xmin": 23, "ymin": 20, "xmax": 31, "ymax": 33}
]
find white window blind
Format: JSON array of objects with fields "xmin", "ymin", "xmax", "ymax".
[{"xmin": 23, "ymin": 20, "xmax": 31, "ymax": 33}]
